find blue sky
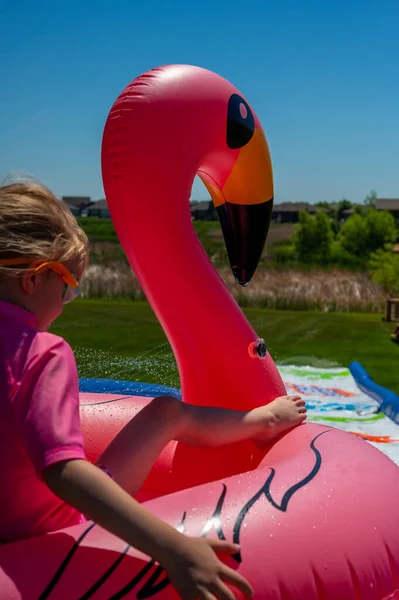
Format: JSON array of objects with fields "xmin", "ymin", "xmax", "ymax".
[{"xmin": 1, "ymin": 0, "xmax": 398, "ymax": 204}]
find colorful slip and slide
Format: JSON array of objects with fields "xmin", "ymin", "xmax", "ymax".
[{"xmin": 279, "ymin": 364, "xmax": 399, "ymax": 466}]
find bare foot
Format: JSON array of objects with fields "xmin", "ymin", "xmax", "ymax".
[{"xmin": 247, "ymin": 395, "xmax": 307, "ymax": 445}]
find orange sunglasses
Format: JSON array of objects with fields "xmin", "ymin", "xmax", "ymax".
[{"xmin": 0, "ymin": 258, "xmax": 80, "ymax": 304}]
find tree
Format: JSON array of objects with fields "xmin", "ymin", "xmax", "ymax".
[
  {"xmin": 294, "ymin": 211, "xmax": 333, "ymax": 264},
  {"xmin": 369, "ymin": 248, "xmax": 399, "ymax": 295},
  {"xmin": 338, "ymin": 214, "xmax": 370, "ymax": 257},
  {"xmin": 339, "ymin": 209, "xmax": 397, "ymax": 258},
  {"xmin": 337, "ymin": 199, "xmax": 352, "ymax": 222},
  {"xmin": 366, "ymin": 208, "xmax": 397, "ymax": 253},
  {"xmin": 364, "ymin": 190, "xmax": 377, "ymax": 208},
  {"xmin": 315, "ymin": 212, "xmax": 333, "ymax": 263},
  {"xmin": 294, "ymin": 212, "xmax": 315, "ymax": 263}
]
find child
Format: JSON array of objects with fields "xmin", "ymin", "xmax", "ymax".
[{"xmin": 0, "ymin": 182, "xmax": 306, "ymax": 599}]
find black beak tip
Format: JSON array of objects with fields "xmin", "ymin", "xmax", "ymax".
[
  {"xmin": 217, "ymin": 200, "xmax": 273, "ymax": 288},
  {"xmin": 232, "ymin": 267, "xmax": 252, "ymax": 287}
]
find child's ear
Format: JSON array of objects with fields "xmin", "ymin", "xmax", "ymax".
[{"xmin": 20, "ymin": 271, "xmax": 37, "ymax": 296}]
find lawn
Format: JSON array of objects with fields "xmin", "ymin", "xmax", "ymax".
[{"xmin": 51, "ymin": 300, "xmax": 399, "ymax": 394}]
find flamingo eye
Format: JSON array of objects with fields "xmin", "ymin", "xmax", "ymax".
[{"xmin": 226, "ymin": 94, "xmax": 255, "ymax": 149}]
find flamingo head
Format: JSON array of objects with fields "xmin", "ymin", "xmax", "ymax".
[
  {"xmin": 102, "ymin": 65, "xmax": 274, "ymax": 285},
  {"xmin": 197, "ymin": 85, "xmax": 274, "ymax": 286}
]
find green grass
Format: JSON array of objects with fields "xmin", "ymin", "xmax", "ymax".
[
  {"xmin": 51, "ymin": 300, "xmax": 399, "ymax": 393},
  {"xmin": 77, "ymin": 217, "xmax": 119, "ymax": 243}
]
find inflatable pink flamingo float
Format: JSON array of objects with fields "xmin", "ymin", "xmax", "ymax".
[{"xmin": 0, "ymin": 64, "xmax": 399, "ymax": 600}]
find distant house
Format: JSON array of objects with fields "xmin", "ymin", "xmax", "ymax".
[
  {"xmin": 62, "ymin": 196, "xmax": 91, "ymax": 216},
  {"xmin": 341, "ymin": 208, "xmax": 356, "ymax": 222},
  {"xmin": 190, "ymin": 200, "xmax": 217, "ymax": 221},
  {"xmin": 87, "ymin": 199, "xmax": 110, "ymax": 218},
  {"xmin": 376, "ymin": 198, "xmax": 399, "ymax": 220},
  {"xmin": 271, "ymin": 203, "xmax": 328, "ymax": 224},
  {"xmin": 62, "ymin": 200, "xmax": 81, "ymax": 217}
]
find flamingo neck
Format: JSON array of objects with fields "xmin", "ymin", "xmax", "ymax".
[{"xmin": 109, "ymin": 175, "xmax": 284, "ymax": 410}]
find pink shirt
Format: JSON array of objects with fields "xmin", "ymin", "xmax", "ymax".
[{"xmin": 0, "ymin": 301, "xmax": 87, "ymax": 542}]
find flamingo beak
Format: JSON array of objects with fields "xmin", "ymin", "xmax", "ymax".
[{"xmin": 200, "ymin": 127, "xmax": 274, "ymax": 286}]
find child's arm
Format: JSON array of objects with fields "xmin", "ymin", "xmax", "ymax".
[{"xmin": 43, "ymin": 459, "xmax": 253, "ymax": 600}]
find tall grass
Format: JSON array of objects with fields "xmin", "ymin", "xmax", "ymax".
[
  {"xmin": 81, "ymin": 264, "xmax": 146, "ymax": 301},
  {"xmin": 223, "ymin": 267, "xmax": 385, "ymax": 313},
  {"xmin": 80, "ymin": 263, "xmax": 386, "ymax": 313}
]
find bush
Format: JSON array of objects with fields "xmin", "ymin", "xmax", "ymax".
[
  {"xmin": 329, "ymin": 242, "xmax": 361, "ymax": 268},
  {"xmin": 338, "ymin": 214, "xmax": 370, "ymax": 257},
  {"xmin": 369, "ymin": 248, "xmax": 399, "ymax": 295},
  {"xmin": 271, "ymin": 243, "xmax": 296, "ymax": 264},
  {"xmin": 294, "ymin": 211, "xmax": 333, "ymax": 265},
  {"xmin": 339, "ymin": 209, "xmax": 397, "ymax": 258},
  {"xmin": 366, "ymin": 208, "xmax": 397, "ymax": 252}
]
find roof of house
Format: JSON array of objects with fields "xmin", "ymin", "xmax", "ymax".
[
  {"xmin": 61, "ymin": 196, "xmax": 91, "ymax": 208},
  {"xmin": 88, "ymin": 199, "xmax": 108, "ymax": 210},
  {"xmin": 272, "ymin": 202, "xmax": 327, "ymax": 213},
  {"xmin": 62, "ymin": 200, "xmax": 79, "ymax": 211},
  {"xmin": 376, "ymin": 199, "xmax": 399, "ymax": 210},
  {"xmin": 308, "ymin": 205, "xmax": 328, "ymax": 213}
]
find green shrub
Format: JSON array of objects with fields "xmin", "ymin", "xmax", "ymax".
[
  {"xmin": 339, "ymin": 209, "xmax": 397, "ymax": 258},
  {"xmin": 369, "ymin": 248, "xmax": 399, "ymax": 295},
  {"xmin": 329, "ymin": 242, "xmax": 361, "ymax": 268},
  {"xmin": 272, "ymin": 243, "xmax": 296, "ymax": 264},
  {"xmin": 294, "ymin": 211, "xmax": 333, "ymax": 265}
]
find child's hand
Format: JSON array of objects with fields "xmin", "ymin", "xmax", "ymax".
[
  {"xmin": 45, "ymin": 460, "xmax": 252, "ymax": 599},
  {"xmin": 162, "ymin": 536, "xmax": 253, "ymax": 600},
  {"xmin": 245, "ymin": 394, "xmax": 307, "ymax": 447}
]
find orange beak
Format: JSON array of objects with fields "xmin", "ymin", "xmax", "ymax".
[{"xmin": 199, "ymin": 127, "xmax": 274, "ymax": 285}]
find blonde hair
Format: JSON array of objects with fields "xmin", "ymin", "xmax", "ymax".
[{"xmin": 0, "ymin": 182, "xmax": 89, "ymax": 276}]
